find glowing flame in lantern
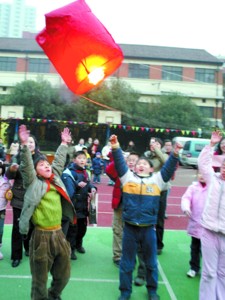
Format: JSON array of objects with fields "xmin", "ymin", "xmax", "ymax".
[{"xmin": 88, "ymin": 67, "xmax": 105, "ymax": 85}]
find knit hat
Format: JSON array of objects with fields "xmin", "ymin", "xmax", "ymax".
[{"xmin": 34, "ymin": 155, "xmax": 48, "ymax": 169}]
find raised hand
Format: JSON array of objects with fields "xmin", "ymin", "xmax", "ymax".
[
  {"xmin": 173, "ymin": 142, "xmax": 183, "ymax": 155},
  {"xmin": 150, "ymin": 140, "xmax": 161, "ymax": 151},
  {"xmin": 109, "ymin": 134, "xmax": 118, "ymax": 145},
  {"xmin": 18, "ymin": 125, "xmax": 30, "ymax": 145},
  {"xmin": 61, "ymin": 127, "xmax": 72, "ymax": 145},
  {"xmin": 109, "ymin": 134, "xmax": 120, "ymax": 149},
  {"xmin": 211, "ymin": 131, "xmax": 222, "ymax": 146}
]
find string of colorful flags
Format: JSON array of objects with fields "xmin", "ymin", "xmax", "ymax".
[{"xmin": 0, "ymin": 117, "xmax": 198, "ymax": 136}]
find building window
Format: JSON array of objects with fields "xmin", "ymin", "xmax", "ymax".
[
  {"xmin": 28, "ymin": 58, "xmax": 50, "ymax": 73},
  {"xmin": 162, "ymin": 66, "xmax": 182, "ymax": 81},
  {"xmin": 195, "ymin": 68, "xmax": 215, "ymax": 83},
  {"xmin": 198, "ymin": 106, "xmax": 214, "ymax": 118},
  {"xmin": 128, "ymin": 63, "xmax": 149, "ymax": 79},
  {"xmin": 0, "ymin": 57, "xmax": 17, "ymax": 71}
]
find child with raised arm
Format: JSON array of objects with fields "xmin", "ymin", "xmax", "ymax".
[
  {"xmin": 106, "ymin": 151, "xmax": 139, "ymax": 267},
  {"xmin": 109, "ymin": 134, "xmax": 182, "ymax": 300},
  {"xmin": 198, "ymin": 130, "xmax": 225, "ymax": 300},
  {"xmin": 18, "ymin": 125, "xmax": 76, "ymax": 300},
  {"xmin": 181, "ymin": 171, "xmax": 207, "ymax": 278}
]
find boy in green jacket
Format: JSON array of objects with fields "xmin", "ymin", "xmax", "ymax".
[{"xmin": 18, "ymin": 124, "xmax": 76, "ymax": 300}]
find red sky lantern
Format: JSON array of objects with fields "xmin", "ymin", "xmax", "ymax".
[{"xmin": 36, "ymin": 0, "xmax": 124, "ymax": 95}]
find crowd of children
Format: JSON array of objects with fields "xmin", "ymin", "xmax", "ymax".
[{"xmin": 1, "ymin": 129, "xmax": 225, "ymax": 300}]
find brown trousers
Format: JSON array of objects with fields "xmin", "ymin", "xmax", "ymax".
[{"xmin": 29, "ymin": 227, "xmax": 71, "ymax": 300}]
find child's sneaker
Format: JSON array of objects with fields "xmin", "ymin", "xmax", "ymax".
[
  {"xmin": 0, "ymin": 250, "xmax": 3, "ymax": 260},
  {"xmin": 134, "ymin": 276, "xmax": 145, "ymax": 286},
  {"xmin": 187, "ymin": 269, "xmax": 198, "ymax": 278}
]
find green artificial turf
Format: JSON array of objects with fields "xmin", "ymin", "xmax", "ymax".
[{"xmin": 0, "ymin": 226, "xmax": 199, "ymax": 300}]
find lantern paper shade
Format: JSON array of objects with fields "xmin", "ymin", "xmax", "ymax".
[{"xmin": 36, "ymin": 0, "xmax": 124, "ymax": 95}]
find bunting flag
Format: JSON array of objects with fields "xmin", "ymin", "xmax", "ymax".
[{"xmin": 0, "ymin": 117, "xmax": 203, "ymax": 136}]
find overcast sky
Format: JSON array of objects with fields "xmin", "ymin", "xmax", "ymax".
[{"xmin": 1, "ymin": 0, "xmax": 224, "ymax": 56}]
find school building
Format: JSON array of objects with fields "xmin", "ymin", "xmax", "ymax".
[
  {"xmin": 0, "ymin": 37, "xmax": 224, "ymax": 153},
  {"xmin": 0, "ymin": 37, "xmax": 224, "ymax": 128}
]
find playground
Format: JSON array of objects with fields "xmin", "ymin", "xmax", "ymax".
[{"xmin": 0, "ymin": 167, "xmax": 200, "ymax": 300}]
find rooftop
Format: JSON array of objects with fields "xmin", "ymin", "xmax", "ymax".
[{"xmin": 0, "ymin": 37, "xmax": 222, "ymax": 65}]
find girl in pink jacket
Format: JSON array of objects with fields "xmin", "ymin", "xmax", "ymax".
[
  {"xmin": 198, "ymin": 131, "xmax": 225, "ymax": 300},
  {"xmin": 181, "ymin": 172, "xmax": 207, "ymax": 278}
]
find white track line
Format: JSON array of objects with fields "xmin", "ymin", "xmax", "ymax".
[
  {"xmin": 158, "ymin": 261, "xmax": 178, "ymax": 300},
  {"xmin": 0, "ymin": 259, "xmax": 177, "ymax": 299},
  {"xmin": 0, "ymin": 274, "xmax": 166, "ymax": 285}
]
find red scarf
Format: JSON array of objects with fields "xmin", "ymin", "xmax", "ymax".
[
  {"xmin": 46, "ymin": 174, "xmax": 77, "ymax": 224},
  {"xmin": 74, "ymin": 168, "xmax": 89, "ymax": 182},
  {"xmin": 45, "ymin": 173, "xmax": 70, "ymax": 201}
]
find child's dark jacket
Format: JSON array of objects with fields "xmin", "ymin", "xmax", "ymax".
[
  {"xmin": 62, "ymin": 162, "xmax": 97, "ymax": 218},
  {"xmin": 92, "ymin": 157, "xmax": 103, "ymax": 175}
]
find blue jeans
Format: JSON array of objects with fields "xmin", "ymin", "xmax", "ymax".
[{"xmin": 119, "ymin": 223, "xmax": 158, "ymax": 298}]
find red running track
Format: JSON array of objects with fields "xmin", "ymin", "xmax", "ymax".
[{"xmin": 6, "ymin": 166, "xmax": 195, "ymax": 230}]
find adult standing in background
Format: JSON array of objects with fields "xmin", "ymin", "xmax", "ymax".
[
  {"xmin": 85, "ymin": 137, "xmax": 93, "ymax": 149},
  {"xmin": 125, "ymin": 140, "xmax": 136, "ymax": 153},
  {"xmin": 9, "ymin": 139, "xmax": 20, "ymax": 157},
  {"xmin": 101, "ymin": 141, "xmax": 111, "ymax": 174},
  {"xmin": 163, "ymin": 139, "xmax": 178, "ymax": 219},
  {"xmin": 144, "ymin": 138, "xmax": 169, "ymax": 253},
  {"xmin": 88, "ymin": 138, "xmax": 102, "ymax": 159},
  {"xmin": 74, "ymin": 138, "xmax": 85, "ymax": 152}
]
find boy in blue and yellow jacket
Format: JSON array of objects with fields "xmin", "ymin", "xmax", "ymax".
[{"xmin": 109, "ymin": 135, "xmax": 182, "ymax": 300}]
